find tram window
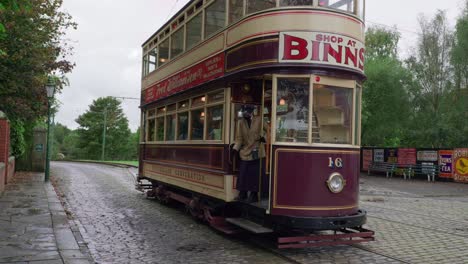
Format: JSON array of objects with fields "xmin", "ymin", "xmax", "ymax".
[
  {"xmin": 229, "ymin": 0, "xmax": 244, "ymax": 24},
  {"xmin": 178, "ymin": 100, "xmax": 189, "ymax": 110},
  {"xmin": 167, "ymin": 103, "xmax": 177, "ymax": 112},
  {"xmin": 191, "ymin": 109, "xmax": 205, "ymax": 140},
  {"xmin": 156, "ymin": 117, "xmax": 165, "ymax": 141},
  {"xmin": 246, "ymin": 0, "xmax": 276, "ymax": 14},
  {"xmin": 147, "ymin": 118, "xmax": 156, "ymax": 141},
  {"xmin": 276, "ymin": 78, "xmax": 310, "ymax": 143},
  {"xmin": 171, "ymin": 28, "xmax": 184, "ymax": 58},
  {"xmin": 192, "ymin": 95, "xmax": 206, "ymax": 107},
  {"xmin": 205, "ymin": 0, "xmax": 226, "ymax": 38},
  {"xmin": 354, "ymin": 86, "xmax": 361, "ymax": 145},
  {"xmin": 186, "ymin": 12, "xmax": 202, "ymax": 50},
  {"xmin": 142, "ymin": 55, "xmax": 149, "ymax": 76},
  {"xmin": 148, "ymin": 109, "xmax": 156, "ymax": 118},
  {"xmin": 157, "ymin": 106, "xmax": 166, "ymax": 115},
  {"xmin": 177, "ymin": 112, "xmax": 189, "ymax": 140},
  {"xmin": 280, "ymin": 0, "xmax": 313, "ymax": 6},
  {"xmin": 206, "ymin": 105, "xmax": 223, "ymax": 140},
  {"xmin": 166, "ymin": 113, "xmax": 176, "ymax": 141},
  {"xmin": 319, "ymin": 0, "xmax": 354, "ymax": 13},
  {"xmin": 208, "ymin": 90, "xmax": 224, "ymax": 103},
  {"xmin": 313, "ymin": 84, "xmax": 353, "ymax": 144},
  {"xmin": 356, "ymin": 0, "xmax": 364, "ymax": 18},
  {"xmin": 148, "ymin": 49, "xmax": 157, "ymax": 72},
  {"xmin": 159, "ymin": 38, "xmax": 169, "ymax": 66}
]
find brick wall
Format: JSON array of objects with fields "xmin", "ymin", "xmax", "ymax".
[
  {"xmin": 0, "ymin": 163, "xmax": 4, "ymax": 192},
  {"xmin": 0, "ymin": 118, "xmax": 12, "ymax": 187}
]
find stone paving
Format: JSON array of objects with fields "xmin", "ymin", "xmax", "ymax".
[
  {"xmin": 0, "ymin": 172, "xmax": 91, "ymax": 264},
  {"xmin": 48, "ymin": 162, "xmax": 468, "ymax": 264}
]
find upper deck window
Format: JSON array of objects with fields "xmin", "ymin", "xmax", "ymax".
[
  {"xmin": 228, "ymin": 0, "xmax": 244, "ymax": 24},
  {"xmin": 246, "ymin": 0, "xmax": 276, "ymax": 14},
  {"xmin": 280, "ymin": 0, "xmax": 313, "ymax": 6},
  {"xmin": 186, "ymin": 12, "xmax": 202, "ymax": 50},
  {"xmin": 205, "ymin": 0, "xmax": 226, "ymax": 38},
  {"xmin": 319, "ymin": 0, "xmax": 354, "ymax": 13},
  {"xmin": 148, "ymin": 49, "xmax": 157, "ymax": 73},
  {"xmin": 159, "ymin": 38, "xmax": 169, "ymax": 66},
  {"xmin": 171, "ymin": 28, "xmax": 184, "ymax": 58}
]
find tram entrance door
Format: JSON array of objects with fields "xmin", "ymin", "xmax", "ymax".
[{"xmin": 230, "ymin": 79, "xmax": 272, "ymax": 207}]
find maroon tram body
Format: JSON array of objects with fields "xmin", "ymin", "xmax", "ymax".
[{"xmin": 137, "ymin": 0, "xmax": 373, "ymax": 247}]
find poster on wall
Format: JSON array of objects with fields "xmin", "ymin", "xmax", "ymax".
[
  {"xmin": 398, "ymin": 148, "xmax": 417, "ymax": 165},
  {"xmin": 385, "ymin": 149, "xmax": 398, "ymax": 163},
  {"xmin": 454, "ymin": 148, "xmax": 468, "ymax": 183},
  {"xmin": 374, "ymin": 149, "xmax": 384, "ymax": 162},
  {"xmin": 362, "ymin": 149, "xmax": 373, "ymax": 171},
  {"xmin": 439, "ymin": 150, "xmax": 453, "ymax": 179},
  {"xmin": 417, "ymin": 150, "xmax": 438, "ymax": 162}
]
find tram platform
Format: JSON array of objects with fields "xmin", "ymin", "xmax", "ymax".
[{"xmin": 0, "ymin": 172, "xmax": 91, "ymax": 264}]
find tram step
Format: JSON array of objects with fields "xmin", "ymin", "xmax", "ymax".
[{"xmin": 226, "ymin": 218, "xmax": 273, "ymax": 234}]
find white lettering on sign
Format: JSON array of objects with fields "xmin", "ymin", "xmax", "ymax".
[{"xmin": 279, "ymin": 32, "xmax": 365, "ymax": 73}]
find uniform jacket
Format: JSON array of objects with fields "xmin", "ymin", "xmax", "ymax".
[{"xmin": 233, "ymin": 115, "xmax": 266, "ymax": 161}]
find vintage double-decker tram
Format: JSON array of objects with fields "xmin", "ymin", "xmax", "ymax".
[{"xmin": 138, "ymin": 0, "xmax": 373, "ymax": 248}]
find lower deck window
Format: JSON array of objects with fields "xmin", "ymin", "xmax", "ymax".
[
  {"xmin": 191, "ymin": 109, "xmax": 205, "ymax": 140},
  {"xmin": 166, "ymin": 113, "xmax": 176, "ymax": 141},
  {"xmin": 313, "ymin": 84, "xmax": 353, "ymax": 144},
  {"xmin": 206, "ymin": 105, "xmax": 223, "ymax": 140},
  {"xmin": 276, "ymin": 78, "xmax": 310, "ymax": 143}
]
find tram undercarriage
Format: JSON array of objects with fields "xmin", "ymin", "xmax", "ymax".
[{"xmin": 136, "ymin": 178, "xmax": 374, "ymax": 249}]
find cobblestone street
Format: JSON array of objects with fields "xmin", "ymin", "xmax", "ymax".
[{"xmin": 51, "ymin": 162, "xmax": 468, "ymax": 264}]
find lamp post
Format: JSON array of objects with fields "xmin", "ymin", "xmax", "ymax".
[{"xmin": 45, "ymin": 77, "xmax": 56, "ymax": 182}]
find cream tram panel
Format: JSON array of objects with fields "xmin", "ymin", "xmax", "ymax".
[
  {"xmin": 142, "ymin": 33, "xmax": 225, "ymax": 91},
  {"xmin": 143, "ymin": 162, "xmax": 237, "ymax": 201},
  {"xmin": 226, "ymin": 10, "xmax": 364, "ymax": 47}
]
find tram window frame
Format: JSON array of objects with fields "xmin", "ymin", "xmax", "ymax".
[
  {"xmin": 272, "ymin": 75, "xmax": 358, "ymax": 147},
  {"xmin": 148, "ymin": 48, "xmax": 157, "ymax": 73},
  {"xmin": 171, "ymin": 27, "xmax": 185, "ymax": 59},
  {"xmin": 204, "ymin": 0, "xmax": 227, "ymax": 39},
  {"xmin": 246, "ymin": 0, "xmax": 276, "ymax": 14},
  {"xmin": 280, "ymin": 0, "xmax": 313, "ymax": 6},
  {"xmin": 318, "ymin": 0, "xmax": 354, "ymax": 14},
  {"xmin": 186, "ymin": 11, "xmax": 203, "ymax": 50},
  {"xmin": 146, "ymin": 109, "xmax": 157, "ymax": 142}
]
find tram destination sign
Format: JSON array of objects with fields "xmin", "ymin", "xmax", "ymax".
[
  {"xmin": 279, "ymin": 31, "xmax": 365, "ymax": 74},
  {"xmin": 144, "ymin": 53, "xmax": 225, "ymax": 103}
]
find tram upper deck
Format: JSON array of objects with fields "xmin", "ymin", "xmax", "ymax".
[{"xmin": 141, "ymin": 0, "xmax": 365, "ymax": 105}]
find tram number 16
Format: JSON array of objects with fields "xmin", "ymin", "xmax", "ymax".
[{"xmin": 328, "ymin": 157, "xmax": 343, "ymax": 169}]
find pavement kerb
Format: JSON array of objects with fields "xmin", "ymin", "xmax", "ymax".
[
  {"xmin": 45, "ymin": 180, "xmax": 92, "ymax": 264},
  {"xmin": 54, "ymin": 159, "xmax": 138, "ymax": 168}
]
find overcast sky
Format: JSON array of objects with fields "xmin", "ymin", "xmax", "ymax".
[{"xmin": 56, "ymin": 0, "xmax": 465, "ymax": 132}]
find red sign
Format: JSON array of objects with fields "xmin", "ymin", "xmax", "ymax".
[
  {"xmin": 279, "ymin": 32, "xmax": 365, "ymax": 74},
  {"xmin": 454, "ymin": 148, "xmax": 468, "ymax": 183},
  {"xmin": 362, "ymin": 149, "xmax": 372, "ymax": 171},
  {"xmin": 439, "ymin": 150, "xmax": 453, "ymax": 179},
  {"xmin": 398, "ymin": 148, "xmax": 417, "ymax": 165},
  {"xmin": 144, "ymin": 53, "xmax": 225, "ymax": 103}
]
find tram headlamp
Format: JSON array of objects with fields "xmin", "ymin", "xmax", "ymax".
[{"xmin": 326, "ymin": 173, "xmax": 346, "ymax": 193}]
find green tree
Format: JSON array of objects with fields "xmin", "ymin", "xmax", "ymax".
[
  {"xmin": 452, "ymin": 0, "xmax": 468, "ymax": 90},
  {"xmin": 75, "ymin": 97, "xmax": 133, "ymax": 161},
  {"xmin": 361, "ymin": 27, "xmax": 413, "ymax": 147},
  {"xmin": 406, "ymin": 10, "xmax": 454, "ymax": 148},
  {"xmin": 0, "ymin": 0, "xmax": 76, "ymax": 159}
]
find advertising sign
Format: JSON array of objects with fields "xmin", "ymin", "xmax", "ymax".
[
  {"xmin": 279, "ymin": 32, "xmax": 365, "ymax": 74},
  {"xmin": 374, "ymin": 149, "xmax": 384, "ymax": 162},
  {"xmin": 454, "ymin": 148, "xmax": 468, "ymax": 183},
  {"xmin": 438, "ymin": 150, "xmax": 453, "ymax": 179},
  {"xmin": 362, "ymin": 149, "xmax": 372, "ymax": 171},
  {"xmin": 144, "ymin": 53, "xmax": 225, "ymax": 103},
  {"xmin": 417, "ymin": 150, "xmax": 438, "ymax": 162},
  {"xmin": 385, "ymin": 149, "xmax": 398, "ymax": 163},
  {"xmin": 398, "ymin": 148, "xmax": 417, "ymax": 165}
]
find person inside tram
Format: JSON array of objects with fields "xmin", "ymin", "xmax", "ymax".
[{"xmin": 231, "ymin": 105, "xmax": 266, "ymax": 203}]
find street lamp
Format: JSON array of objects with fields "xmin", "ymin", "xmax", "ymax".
[{"xmin": 45, "ymin": 77, "xmax": 56, "ymax": 182}]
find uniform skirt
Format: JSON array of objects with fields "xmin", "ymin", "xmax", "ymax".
[{"xmin": 237, "ymin": 159, "xmax": 265, "ymax": 192}]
